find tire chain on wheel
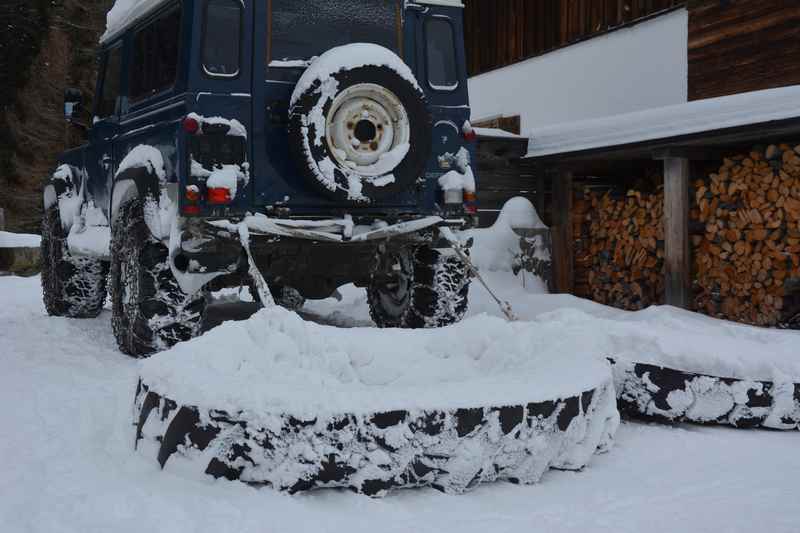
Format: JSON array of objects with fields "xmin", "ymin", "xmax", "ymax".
[
  {"xmin": 110, "ymin": 198, "xmax": 206, "ymax": 357},
  {"xmin": 41, "ymin": 205, "xmax": 109, "ymax": 318},
  {"xmin": 369, "ymin": 246, "xmax": 470, "ymax": 329}
]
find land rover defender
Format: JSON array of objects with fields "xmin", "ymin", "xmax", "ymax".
[{"xmin": 42, "ymin": 0, "xmax": 478, "ymax": 356}]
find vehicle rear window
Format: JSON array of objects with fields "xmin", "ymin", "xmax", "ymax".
[
  {"xmin": 270, "ymin": 0, "xmax": 399, "ymax": 63},
  {"xmin": 130, "ymin": 6, "xmax": 182, "ymax": 101},
  {"xmin": 98, "ymin": 46, "xmax": 122, "ymax": 117},
  {"xmin": 203, "ymin": 0, "xmax": 241, "ymax": 77},
  {"xmin": 425, "ymin": 18, "xmax": 458, "ymax": 90}
]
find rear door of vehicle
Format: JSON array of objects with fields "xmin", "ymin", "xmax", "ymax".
[
  {"xmin": 252, "ymin": 0, "xmax": 415, "ymax": 214},
  {"xmin": 406, "ymin": 1, "xmax": 472, "ymax": 206}
]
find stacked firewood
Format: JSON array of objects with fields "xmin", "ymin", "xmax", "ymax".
[
  {"xmin": 574, "ymin": 187, "xmax": 665, "ymax": 311},
  {"xmin": 692, "ymin": 144, "xmax": 800, "ymax": 328}
]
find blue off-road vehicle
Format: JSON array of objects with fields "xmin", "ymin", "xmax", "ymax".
[{"xmin": 42, "ymin": 0, "xmax": 478, "ymax": 357}]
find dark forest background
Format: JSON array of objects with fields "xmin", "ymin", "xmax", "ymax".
[{"xmin": 0, "ymin": 0, "xmax": 112, "ymax": 232}]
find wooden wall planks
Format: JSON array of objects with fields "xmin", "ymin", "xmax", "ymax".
[
  {"xmin": 464, "ymin": 0, "xmax": 684, "ymax": 76},
  {"xmin": 688, "ymin": 0, "xmax": 800, "ymax": 101}
]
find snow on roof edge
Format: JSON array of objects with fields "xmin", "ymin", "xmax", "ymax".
[
  {"xmin": 101, "ymin": 0, "xmax": 170, "ymax": 44},
  {"xmin": 104, "ymin": 1, "xmax": 464, "ymax": 44},
  {"xmin": 526, "ymin": 85, "xmax": 800, "ymax": 159}
]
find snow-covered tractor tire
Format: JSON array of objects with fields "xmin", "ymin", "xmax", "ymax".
[
  {"xmin": 611, "ymin": 358, "xmax": 800, "ymax": 430},
  {"xmin": 134, "ymin": 376, "xmax": 619, "ymax": 497},
  {"xmin": 368, "ymin": 246, "xmax": 470, "ymax": 329},
  {"xmin": 110, "ymin": 198, "xmax": 206, "ymax": 358},
  {"xmin": 41, "ymin": 205, "xmax": 109, "ymax": 318},
  {"xmin": 289, "ymin": 45, "xmax": 431, "ymax": 203}
]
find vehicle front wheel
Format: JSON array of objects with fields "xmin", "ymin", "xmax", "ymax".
[
  {"xmin": 368, "ymin": 245, "xmax": 470, "ymax": 329},
  {"xmin": 41, "ymin": 205, "xmax": 109, "ymax": 318},
  {"xmin": 110, "ymin": 198, "xmax": 206, "ymax": 357}
]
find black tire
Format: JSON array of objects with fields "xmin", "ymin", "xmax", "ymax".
[
  {"xmin": 368, "ymin": 246, "xmax": 470, "ymax": 329},
  {"xmin": 248, "ymin": 281, "xmax": 306, "ymax": 312},
  {"xmin": 289, "ymin": 63, "xmax": 431, "ymax": 203},
  {"xmin": 110, "ymin": 198, "xmax": 206, "ymax": 357},
  {"xmin": 41, "ymin": 205, "xmax": 109, "ymax": 318}
]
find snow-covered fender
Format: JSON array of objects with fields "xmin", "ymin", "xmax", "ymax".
[
  {"xmin": 44, "ymin": 164, "xmax": 85, "ymax": 232},
  {"xmin": 110, "ymin": 145, "xmax": 172, "ymax": 238}
]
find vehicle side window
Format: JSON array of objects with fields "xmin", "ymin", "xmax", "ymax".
[
  {"xmin": 203, "ymin": 0, "xmax": 242, "ymax": 77},
  {"xmin": 425, "ymin": 18, "xmax": 458, "ymax": 91},
  {"xmin": 98, "ymin": 46, "xmax": 122, "ymax": 118},
  {"xmin": 130, "ymin": 6, "xmax": 182, "ymax": 102}
]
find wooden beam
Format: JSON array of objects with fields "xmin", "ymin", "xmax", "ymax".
[
  {"xmin": 536, "ymin": 175, "xmax": 546, "ymax": 221},
  {"xmin": 551, "ymin": 169, "xmax": 574, "ymax": 294},
  {"xmin": 663, "ymin": 157, "xmax": 691, "ymax": 309}
]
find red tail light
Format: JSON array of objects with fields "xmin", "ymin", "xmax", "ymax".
[
  {"xmin": 463, "ymin": 191, "xmax": 478, "ymax": 214},
  {"xmin": 183, "ymin": 116, "xmax": 200, "ymax": 135},
  {"xmin": 207, "ymin": 187, "xmax": 232, "ymax": 205},
  {"xmin": 185, "ymin": 185, "xmax": 201, "ymax": 202},
  {"xmin": 462, "ymin": 121, "xmax": 477, "ymax": 142}
]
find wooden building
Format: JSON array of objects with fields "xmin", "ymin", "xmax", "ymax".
[
  {"xmin": 467, "ymin": 1, "xmax": 800, "ymax": 329},
  {"xmin": 465, "ymin": 0, "xmax": 800, "ymax": 99}
]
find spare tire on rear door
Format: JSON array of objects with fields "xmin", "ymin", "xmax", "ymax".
[{"xmin": 288, "ymin": 44, "xmax": 431, "ymax": 204}]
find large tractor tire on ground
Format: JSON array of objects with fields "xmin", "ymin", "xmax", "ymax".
[
  {"xmin": 110, "ymin": 198, "xmax": 206, "ymax": 357},
  {"xmin": 611, "ymin": 358, "xmax": 800, "ymax": 430},
  {"xmin": 368, "ymin": 246, "xmax": 470, "ymax": 329},
  {"xmin": 134, "ymin": 375, "xmax": 618, "ymax": 497},
  {"xmin": 289, "ymin": 44, "xmax": 431, "ymax": 204},
  {"xmin": 41, "ymin": 205, "xmax": 109, "ymax": 318}
]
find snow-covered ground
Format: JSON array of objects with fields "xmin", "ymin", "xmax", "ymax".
[
  {"xmin": 2, "ymin": 266, "xmax": 799, "ymax": 531},
  {"xmin": 0, "ymin": 231, "xmax": 40, "ymax": 248}
]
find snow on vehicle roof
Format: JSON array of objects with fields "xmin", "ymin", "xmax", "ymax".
[
  {"xmin": 102, "ymin": 0, "xmax": 166, "ymax": 43},
  {"xmin": 527, "ymin": 85, "xmax": 800, "ymax": 158},
  {"xmin": 104, "ymin": 1, "xmax": 463, "ymax": 43},
  {"xmin": 410, "ymin": 0, "xmax": 464, "ymax": 6}
]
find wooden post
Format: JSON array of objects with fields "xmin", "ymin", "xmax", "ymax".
[
  {"xmin": 536, "ymin": 175, "xmax": 546, "ymax": 221},
  {"xmin": 551, "ymin": 169, "xmax": 574, "ymax": 294},
  {"xmin": 663, "ymin": 157, "xmax": 691, "ymax": 308},
  {"xmin": 0, "ymin": 208, "xmax": 5, "ymax": 231}
]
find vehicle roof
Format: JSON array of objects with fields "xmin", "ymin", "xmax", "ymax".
[{"xmin": 101, "ymin": 0, "xmax": 464, "ymax": 45}]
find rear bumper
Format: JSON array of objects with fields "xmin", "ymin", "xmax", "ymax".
[{"xmin": 175, "ymin": 214, "xmax": 467, "ymax": 275}]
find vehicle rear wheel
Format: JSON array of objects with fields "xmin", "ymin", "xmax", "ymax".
[
  {"xmin": 368, "ymin": 246, "xmax": 470, "ymax": 329},
  {"xmin": 41, "ymin": 205, "xmax": 109, "ymax": 318},
  {"xmin": 110, "ymin": 198, "xmax": 206, "ymax": 358}
]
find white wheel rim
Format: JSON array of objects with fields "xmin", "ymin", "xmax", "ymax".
[{"xmin": 325, "ymin": 83, "xmax": 411, "ymax": 177}]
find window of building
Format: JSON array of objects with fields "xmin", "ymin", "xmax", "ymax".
[
  {"xmin": 425, "ymin": 18, "xmax": 458, "ymax": 91},
  {"xmin": 98, "ymin": 46, "xmax": 122, "ymax": 117},
  {"xmin": 270, "ymin": 0, "xmax": 399, "ymax": 64},
  {"xmin": 130, "ymin": 6, "xmax": 182, "ymax": 101},
  {"xmin": 203, "ymin": 0, "xmax": 242, "ymax": 77}
]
